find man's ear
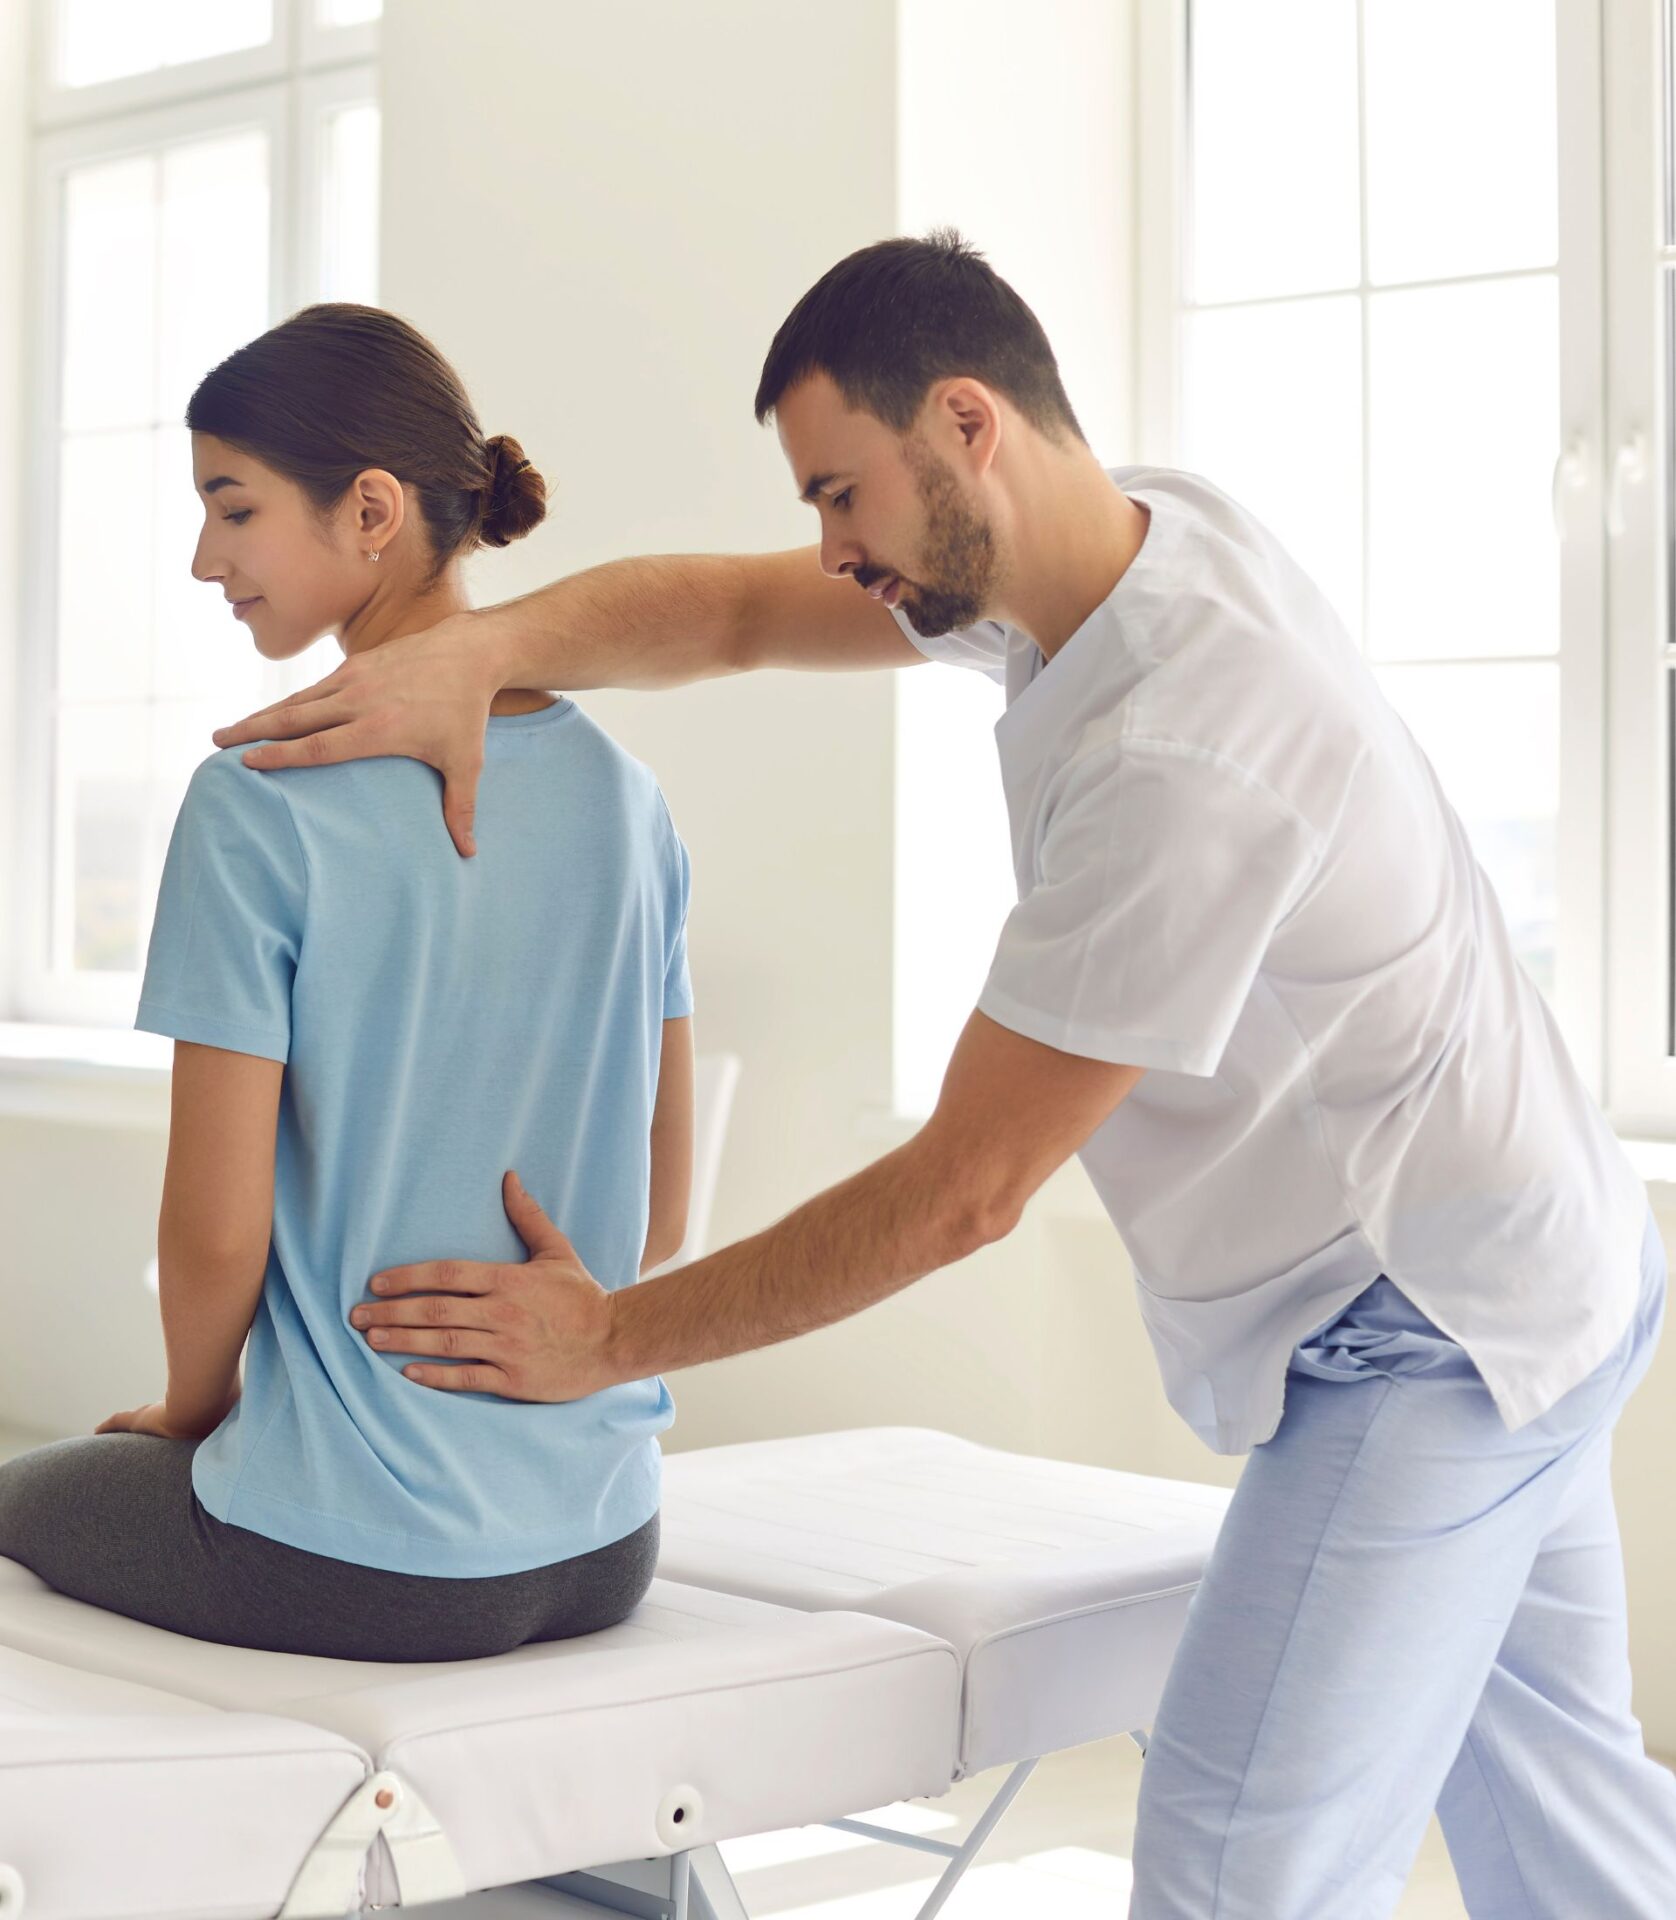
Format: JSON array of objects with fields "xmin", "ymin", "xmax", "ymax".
[{"xmin": 933, "ymin": 378, "xmax": 1003, "ymax": 478}]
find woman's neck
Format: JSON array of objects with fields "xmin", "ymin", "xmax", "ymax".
[{"xmin": 338, "ymin": 569, "xmax": 561, "ymax": 718}]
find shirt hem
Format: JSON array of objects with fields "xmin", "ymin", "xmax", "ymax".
[
  {"xmin": 190, "ymin": 1457, "xmax": 663, "ymax": 1578},
  {"xmin": 976, "ymin": 982, "xmax": 1222, "ymax": 1077},
  {"xmin": 1187, "ymin": 1272, "xmax": 1646, "ymax": 1458},
  {"xmin": 1461, "ymin": 1298, "xmax": 1642, "ymax": 1436},
  {"xmin": 135, "ymin": 1000, "xmax": 289, "ymax": 1064}
]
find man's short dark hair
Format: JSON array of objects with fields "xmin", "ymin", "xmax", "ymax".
[{"xmin": 754, "ymin": 228, "xmax": 1086, "ymax": 445}]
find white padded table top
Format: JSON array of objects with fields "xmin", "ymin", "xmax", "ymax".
[
  {"xmin": 0, "ymin": 1641, "xmax": 369, "ymax": 1920},
  {"xmin": 659, "ymin": 1426, "xmax": 1233, "ymax": 1776},
  {"xmin": 0, "ymin": 1558, "xmax": 960, "ymax": 1909}
]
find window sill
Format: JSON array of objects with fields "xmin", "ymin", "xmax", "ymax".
[
  {"xmin": 0, "ymin": 1022, "xmax": 172, "ymax": 1130},
  {"xmin": 1620, "ymin": 1136, "xmax": 1676, "ymax": 1202},
  {"xmin": 7, "ymin": 1037, "xmax": 1676, "ymax": 1203}
]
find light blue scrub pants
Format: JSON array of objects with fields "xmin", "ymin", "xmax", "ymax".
[{"xmin": 1128, "ymin": 1200, "xmax": 1676, "ymax": 1919}]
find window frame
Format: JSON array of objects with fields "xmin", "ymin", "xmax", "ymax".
[
  {"xmin": 1135, "ymin": 0, "xmax": 1617, "ymax": 1119},
  {"xmin": 9, "ymin": 0, "xmax": 378, "ymax": 1029},
  {"xmin": 295, "ymin": 59, "xmax": 382, "ymax": 304},
  {"xmin": 32, "ymin": 5, "xmax": 292, "ymax": 131},
  {"xmin": 1602, "ymin": 0, "xmax": 1676, "ymax": 1133}
]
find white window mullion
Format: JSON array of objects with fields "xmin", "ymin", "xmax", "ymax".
[
  {"xmin": 298, "ymin": 0, "xmax": 381, "ymax": 71},
  {"xmin": 1602, "ymin": 0, "xmax": 1675, "ymax": 1130},
  {"xmin": 1550, "ymin": 0, "xmax": 1610, "ymax": 1103},
  {"xmin": 295, "ymin": 61, "xmax": 381, "ymax": 309},
  {"xmin": 1354, "ymin": 0, "xmax": 1373, "ymax": 657},
  {"xmin": 1133, "ymin": 0, "xmax": 1186, "ymax": 469},
  {"xmin": 12, "ymin": 126, "xmax": 73, "ymax": 1023}
]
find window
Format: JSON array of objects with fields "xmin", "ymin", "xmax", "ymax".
[
  {"xmin": 893, "ymin": 661, "xmax": 1013, "ymax": 1117},
  {"xmin": 13, "ymin": 0, "xmax": 380, "ymax": 1027},
  {"xmin": 1178, "ymin": 0, "xmax": 1566, "ymax": 1006},
  {"xmin": 1137, "ymin": 0, "xmax": 1644, "ymax": 1115}
]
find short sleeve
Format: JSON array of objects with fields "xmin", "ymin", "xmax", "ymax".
[
  {"xmin": 661, "ymin": 811, "xmax": 694, "ymax": 1019},
  {"xmin": 979, "ymin": 742, "xmax": 1323, "ymax": 1079},
  {"xmin": 135, "ymin": 752, "xmax": 308, "ymax": 1064},
  {"xmin": 888, "ymin": 602, "xmax": 1011, "ymax": 689}
]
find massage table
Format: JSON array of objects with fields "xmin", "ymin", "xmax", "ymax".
[
  {"xmin": 0, "ymin": 1426, "xmax": 1229, "ymax": 1919},
  {"xmin": 2, "ymin": 1056, "xmax": 1228, "ymax": 1913}
]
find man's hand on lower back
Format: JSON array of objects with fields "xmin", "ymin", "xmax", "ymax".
[{"xmin": 347, "ymin": 1170, "xmax": 619, "ymax": 1400}]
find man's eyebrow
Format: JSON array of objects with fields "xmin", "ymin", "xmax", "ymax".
[
  {"xmin": 798, "ymin": 471, "xmax": 841, "ymax": 504},
  {"xmin": 201, "ymin": 476, "xmax": 245, "ymax": 495}
]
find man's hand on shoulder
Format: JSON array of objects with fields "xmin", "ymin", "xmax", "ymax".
[
  {"xmin": 211, "ymin": 609, "xmax": 504, "ymax": 857},
  {"xmin": 207, "ymin": 549, "xmax": 922, "ymax": 857}
]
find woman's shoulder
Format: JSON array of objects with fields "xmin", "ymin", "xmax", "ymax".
[
  {"xmin": 550, "ymin": 702, "xmax": 672, "ymax": 813},
  {"xmin": 184, "ymin": 744, "xmax": 302, "ymax": 828}
]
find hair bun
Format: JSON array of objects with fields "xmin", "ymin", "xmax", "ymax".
[{"xmin": 478, "ymin": 433, "xmax": 548, "ymax": 547}]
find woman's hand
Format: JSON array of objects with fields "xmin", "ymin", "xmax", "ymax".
[
  {"xmin": 94, "ymin": 1395, "xmax": 233, "ymax": 1442},
  {"xmin": 348, "ymin": 1171, "xmax": 621, "ymax": 1402},
  {"xmin": 209, "ymin": 609, "xmax": 507, "ymax": 857}
]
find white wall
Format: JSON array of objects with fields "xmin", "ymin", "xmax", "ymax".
[
  {"xmin": 374, "ymin": 0, "xmax": 1144, "ymax": 1459},
  {"xmin": 899, "ymin": 0, "xmax": 1135, "ymax": 463},
  {"xmin": 1618, "ymin": 1206, "xmax": 1676, "ymax": 1759},
  {"xmin": 0, "ymin": 0, "xmax": 28, "ymax": 1018}
]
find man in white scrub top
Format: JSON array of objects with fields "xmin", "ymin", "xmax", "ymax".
[
  {"xmin": 210, "ymin": 232, "xmax": 1676, "ymax": 1916},
  {"xmin": 918, "ymin": 461, "xmax": 1652, "ymax": 1457}
]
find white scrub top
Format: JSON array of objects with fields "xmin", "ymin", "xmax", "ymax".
[{"xmin": 891, "ymin": 464, "xmax": 1649, "ymax": 1455}]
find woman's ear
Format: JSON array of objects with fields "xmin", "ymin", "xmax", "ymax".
[{"xmin": 352, "ymin": 467, "xmax": 406, "ymax": 555}]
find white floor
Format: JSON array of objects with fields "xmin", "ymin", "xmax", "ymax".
[{"xmin": 707, "ymin": 1737, "xmax": 1472, "ymax": 1919}]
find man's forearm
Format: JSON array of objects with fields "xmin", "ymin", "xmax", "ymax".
[
  {"xmin": 603, "ymin": 1139, "xmax": 1004, "ymax": 1384},
  {"xmin": 489, "ymin": 553, "xmax": 752, "ymax": 694}
]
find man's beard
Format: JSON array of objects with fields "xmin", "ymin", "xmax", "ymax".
[{"xmin": 894, "ymin": 439, "xmax": 999, "ymax": 638}]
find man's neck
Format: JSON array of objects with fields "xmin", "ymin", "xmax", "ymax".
[{"xmin": 995, "ymin": 453, "xmax": 1151, "ymax": 661}]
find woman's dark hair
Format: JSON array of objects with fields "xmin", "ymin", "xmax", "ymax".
[
  {"xmin": 754, "ymin": 228, "xmax": 1085, "ymax": 445},
  {"xmin": 186, "ymin": 303, "xmax": 547, "ymax": 580}
]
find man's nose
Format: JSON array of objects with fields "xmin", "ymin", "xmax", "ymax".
[{"xmin": 818, "ymin": 536, "xmax": 863, "ymax": 581}]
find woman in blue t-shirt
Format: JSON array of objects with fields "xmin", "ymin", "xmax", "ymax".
[{"xmin": 0, "ymin": 305, "xmax": 694, "ymax": 1659}]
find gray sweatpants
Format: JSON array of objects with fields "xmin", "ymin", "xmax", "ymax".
[{"xmin": 0, "ymin": 1431, "xmax": 659, "ymax": 1662}]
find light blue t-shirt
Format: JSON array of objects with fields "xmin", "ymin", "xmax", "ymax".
[{"xmin": 135, "ymin": 695, "xmax": 689, "ymax": 1577}]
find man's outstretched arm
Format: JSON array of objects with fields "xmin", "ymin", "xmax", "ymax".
[
  {"xmin": 209, "ymin": 546, "xmax": 920, "ymax": 855},
  {"xmin": 504, "ymin": 544, "xmax": 926, "ymax": 684},
  {"xmin": 348, "ymin": 1012, "xmax": 1146, "ymax": 1400}
]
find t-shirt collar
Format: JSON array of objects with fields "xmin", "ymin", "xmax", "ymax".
[{"xmin": 993, "ymin": 480, "xmax": 1180, "ymax": 762}]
